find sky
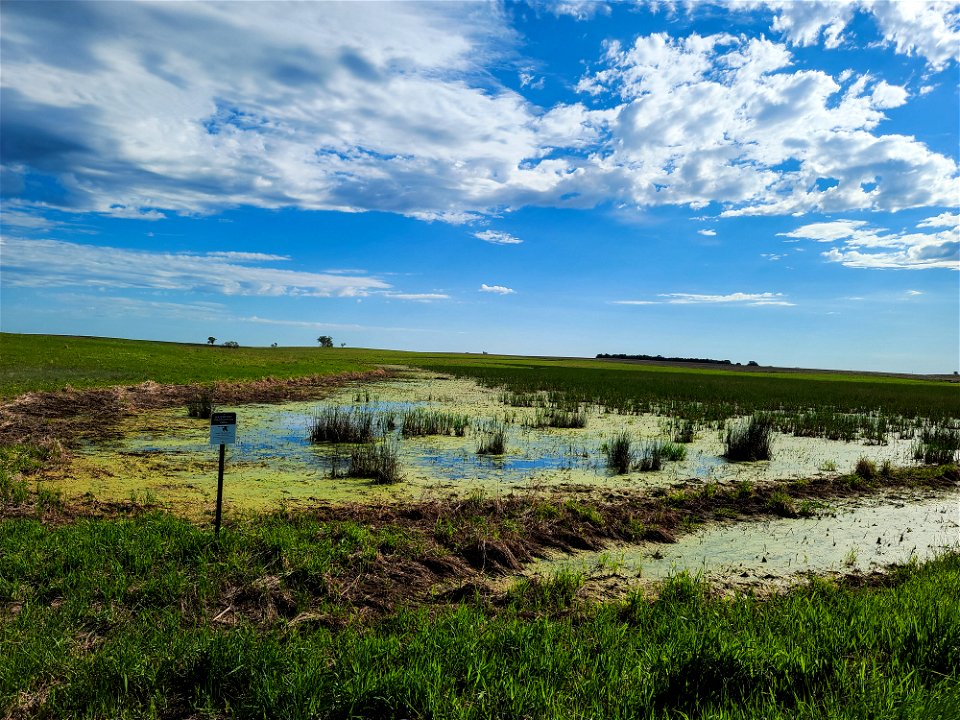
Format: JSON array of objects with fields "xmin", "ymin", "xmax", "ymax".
[{"xmin": 1, "ymin": 0, "xmax": 958, "ymax": 373}]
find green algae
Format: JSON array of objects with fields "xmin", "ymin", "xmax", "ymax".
[
  {"xmin": 526, "ymin": 489, "xmax": 960, "ymax": 595},
  {"xmin": 38, "ymin": 372, "xmax": 936, "ymax": 513}
]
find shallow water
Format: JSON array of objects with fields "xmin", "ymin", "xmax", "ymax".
[
  {"xmin": 528, "ymin": 490, "xmax": 960, "ymax": 592},
  {"xmin": 53, "ymin": 372, "xmax": 936, "ymax": 510}
]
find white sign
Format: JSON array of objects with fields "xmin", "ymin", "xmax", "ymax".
[{"xmin": 209, "ymin": 412, "xmax": 237, "ymax": 445}]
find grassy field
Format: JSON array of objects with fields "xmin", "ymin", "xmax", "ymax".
[
  {"xmin": 1, "ymin": 508, "xmax": 957, "ymax": 718},
  {"xmin": 2, "ymin": 333, "xmax": 959, "ymax": 718}
]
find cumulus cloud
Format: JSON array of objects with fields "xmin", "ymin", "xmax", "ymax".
[
  {"xmin": 479, "ymin": 283, "xmax": 516, "ymax": 295},
  {"xmin": 0, "ymin": 237, "xmax": 391, "ymax": 296},
  {"xmin": 475, "ymin": 230, "xmax": 523, "ymax": 245},
  {"xmin": 614, "ymin": 292, "xmax": 795, "ymax": 306},
  {"xmin": 781, "ymin": 215, "xmax": 959, "ymax": 269},
  {"xmin": 697, "ymin": 229, "xmax": 717, "ymax": 236},
  {"xmin": 581, "ymin": 32, "xmax": 957, "ymax": 217},
  {"xmin": 740, "ymin": 1, "xmax": 960, "ymax": 69},
  {"xmin": 0, "ymin": 1, "xmax": 955, "ymax": 225}
]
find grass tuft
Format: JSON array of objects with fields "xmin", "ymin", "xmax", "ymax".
[
  {"xmin": 724, "ymin": 415, "xmax": 773, "ymax": 461},
  {"xmin": 913, "ymin": 426, "xmax": 960, "ymax": 465},
  {"xmin": 342, "ymin": 439, "xmax": 403, "ymax": 484},
  {"xmin": 308, "ymin": 406, "xmax": 379, "ymax": 444},
  {"xmin": 605, "ymin": 431, "xmax": 632, "ymax": 474},
  {"xmin": 476, "ymin": 422, "xmax": 507, "ymax": 455},
  {"xmin": 186, "ymin": 390, "xmax": 214, "ymax": 419}
]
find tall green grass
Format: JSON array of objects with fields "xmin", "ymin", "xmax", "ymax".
[
  {"xmin": 725, "ymin": 415, "xmax": 774, "ymax": 461},
  {"xmin": 1, "ymin": 511, "xmax": 957, "ymax": 718},
  {"xmin": 400, "ymin": 408, "xmax": 469, "ymax": 437},
  {"xmin": 308, "ymin": 406, "xmax": 379, "ymax": 444}
]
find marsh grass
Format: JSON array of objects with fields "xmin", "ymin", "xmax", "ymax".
[
  {"xmin": 913, "ymin": 426, "xmax": 960, "ymax": 465},
  {"xmin": 506, "ymin": 569, "xmax": 584, "ymax": 612},
  {"xmin": 855, "ymin": 457, "xmax": 877, "ymax": 481},
  {"xmin": 476, "ymin": 422, "xmax": 507, "ymax": 455},
  {"xmin": 308, "ymin": 406, "xmax": 379, "ymax": 444},
  {"xmin": 724, "ymin": 415, "xmax": 773, "ymax": 461},
  {"xmin": 400, "ymin": 408, "xmax": 469, "ymax": 437},
  {"xmin": 605, "ymin": 431, "xmax": 632, "ymax": 474},
  {"xmin": 529, "ymin": 407, "xmax": 588, "ymax": 429},
  {"xmin": 185, "ymin": 390, "xmax": 214, "ymax": 419},
  {"xmin": 345, "ymin": 439, "xmax": 403, "ymax": 484}
]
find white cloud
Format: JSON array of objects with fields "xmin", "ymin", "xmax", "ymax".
[
  {"xmin": 906, "ymin": 289, "xmax": 923, "ymax": 295},
  {"xmin": 382, "ymin": 292, "xmax": 451, "ymax": 302},
  {"xmin": 0, "ymin": 237, "xmax": 391, "ymax": 296},
  {"xmin": 614, "ymin": 292, "xmax": 795, "ymax": 306},
  {"xmin": 475, "ymin": 230, "xmax": 524, "ymax": 245},
  {"xmin": 580, "ymin": 32, "xmax": 958, "ymax": 217},
  {"xmin": 918, "ymin": 212, "xmax": 960, "ymax": 228},
  {"xmin": 779, "ymin": 220, "xmax": 873, "ymax": 242},
  {"xmin": 540, "ymin": 1, "xmax": 612, "ymax": 21},
  {"xmin": 697, "ymin": 228, "xmax": 717, "ymax": 236},
  {"xmin": 783, "ymin": 215, "xmax": 960, "ymax": 269},
  {"xmin": 740, "ymin": 1, "xmax": 960, "ymax": 70},
  {"xmin": 479, "ymin": 283, "xmax": 516, "ymax": 295},
  {"xmin": 0, "ymin": 1, "xmax": 955, "ymax": 225}
]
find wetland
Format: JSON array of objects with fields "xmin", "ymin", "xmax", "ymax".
[{"xmin": 2, "ymin": 335, "xmax": 959, "ymax": 718}]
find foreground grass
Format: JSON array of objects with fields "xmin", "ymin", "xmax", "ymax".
[{"xmin": 1, "ymin": 508, "xmax": 958, "ymax": 718}]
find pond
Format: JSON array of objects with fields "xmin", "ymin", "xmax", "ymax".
[{"xmin": 52, "ymin": 372, "xmax": 927, "ymax": 512}]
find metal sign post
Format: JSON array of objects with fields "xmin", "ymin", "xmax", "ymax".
[{"xmin": 209, "ymin": 412, "xmax": 237, "ymax": 536}]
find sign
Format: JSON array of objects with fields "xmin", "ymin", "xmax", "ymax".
[{"xmin": 209, "ymin": 411, "xmax": 237, "ymax": 445}]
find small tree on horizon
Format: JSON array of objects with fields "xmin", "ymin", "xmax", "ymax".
[
  {"xmin": 317, "ymin": 335, "xmax": 334, "ymax": 348},
  {"xmin": 207, "ymin": 336, "xmax": 216, "ymax": 345}
]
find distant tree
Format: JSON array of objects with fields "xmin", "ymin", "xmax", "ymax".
[
  {"xmin": 271, "ymin": 342, "xmax": 278, "ymax": 348},
  {"xmin": 317, "ymin": 335, "xmax": 334, "ymax": 348},
  {"xmin": 222, "ymin": 340, "xmax": 240, "ymax": 348},
  {"xmin": 207, "ymin": 336, "xmax": 216, "ymax": 345},
  {"xmin": 340, "ymin": 342, "xmax": 346, "ymax": 348},
  {"xmin": 747, "ymin": 360, "xmax": 759, "ymax": 367}
]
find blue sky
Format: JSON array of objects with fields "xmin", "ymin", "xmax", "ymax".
[{"xmin": 1, "ymin": 0, "xmax": 957, "ymax": 373}]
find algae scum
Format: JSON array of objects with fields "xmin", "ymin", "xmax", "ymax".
[
  {"xmin": 43, "ymin": 371, "xmax": 959, "ymax": 591},
  {"xmin": 62, "ymin": 372, "xmax": 933, "ymax": 507}
]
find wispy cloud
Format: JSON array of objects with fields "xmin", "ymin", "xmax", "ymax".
[
  {"xmin": 0, "ymin": 237, "xmax": 390, "ymax": 297},
  {"xmin": 382, "ymin": 292, "xmax": 451, "ymax": 302},
  {"xmin": 781, "ymin": 215, "xmax": 959, "ymax": 270},
  {"xmin": 697, "ymin": 229, "xmax": 717, "ymax": 236},
  {"xmin": 474, "ymin": 230, "xmax": 523, "ymax": 245},
  {"xmin": 614, "ymin": 292, "xmax": 795, "ymax": 306},
  {"xmin": 479, "ymin": 283, "xmax": 516, "ymax": 295}
]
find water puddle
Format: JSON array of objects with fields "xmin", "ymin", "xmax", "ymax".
[
  {"xmin": 528, "ymin": 490, "xmax": 960, "ymax": 593},
  {"xmin": 50, "ymin": 372, "xmax": 932, "ymax": 510}
]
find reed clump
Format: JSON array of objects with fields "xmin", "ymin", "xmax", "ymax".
[
  {"xmin": 605, "ymin": 431, "xmax": 632, "ymax": 474},
  {"xmin": 309, "ymin": 406, "xmax": 378, "ymax": 444},
  {"xmin": 476, "ymin": 422, "xmax": 507, "ymax": 455},
  {"xmin": 913, "ymin": 426, "xmax": 960, "ymax": 465},
  {"xmin": 345, "ymin": 440, "xmax": 403, "ymax": 484},
  {"xmin": 724, "ymin": 415, "xmax": 773, "ymax": 461},
  {"xmin": 400, "ymin": 408, "xmax": 469, "ymax": 437},
  {"xmin": 529, "ymin": 407, "xmax": 588, "ymax": 429}
]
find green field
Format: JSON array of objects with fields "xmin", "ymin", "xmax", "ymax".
[
  {"xmin": 1, "ymin": 510, "xmax": 958, "ymax": 719},
  {"xmin": 2, "ymin": 333, "xmax": 959, "ymax": 718}
]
